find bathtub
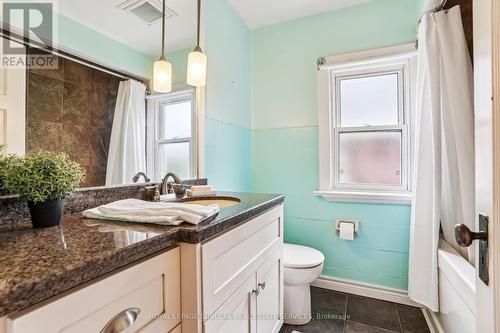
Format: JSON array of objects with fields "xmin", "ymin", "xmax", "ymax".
[{"xmin": 435, "ymin": 238, "xmax": 476, "ymax": 333}]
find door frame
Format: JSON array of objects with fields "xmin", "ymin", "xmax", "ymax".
[{"xmin": 492, "ymin": 0, "xmax": 500, "ymax": 330}]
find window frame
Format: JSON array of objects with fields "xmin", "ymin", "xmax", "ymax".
[
  {"xmin": 316, "ymin": 44, "xmax": 417, "ymax": 205},
  {"xmin": 146, "ymin": 87, "xmax": 197, "ymax": 181}
]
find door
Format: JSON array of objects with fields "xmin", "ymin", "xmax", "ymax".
[
  {"xmin": 473, "ymin": 0, "xmax": 495, "ymax": 331},
  {"xmin": 204, "ymin": 275, "xmax": 257, "ymax": 333},
  {"xmin": 0, "ymin": 38, "xmax": 25, "ymax": 154},
  {"xmin": 256, "ymin": 251, "xmax": 283, "ymax": 333}
]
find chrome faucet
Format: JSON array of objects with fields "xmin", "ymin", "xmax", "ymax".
[
  {"xmin": 132, "ymin": 172, "xmax": 151, "ymax": 183},
  {"xmin": 161, "ymin": 172, "xmax": 181, "ymax": 194}
]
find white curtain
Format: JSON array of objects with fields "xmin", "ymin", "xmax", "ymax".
[
  {"xmin": 409, "ymin": 6, "xmax": 475, "ymax": 312},
  {"xmin": 105, "ymin": 79, "xmax": 147, "ymax": 185}
]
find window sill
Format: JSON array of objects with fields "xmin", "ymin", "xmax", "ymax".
[{"xmin": 313, "ymin": 190, "xmax": 413, "ymax": 205}]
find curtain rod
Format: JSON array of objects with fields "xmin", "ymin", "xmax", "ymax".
[
  {"xmin": 0, "ymin": 28, "xmax": 146, "ymax": 82},
  {"xmin": 419, "ymin": 0, "xmax": 449, "ymax": 23},
  {"xmin": 435, "ymin": 0, "xmax": 449, "ymax": 11},
  {"xmin": 415, "ymin": 0, "xmax": 449, "ymax": 49}
]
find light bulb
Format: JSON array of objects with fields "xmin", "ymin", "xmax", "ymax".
[
  {"xmin": 153, "ymin": 58, "xmax": 172, "ymax": 93},
  {"xmin": 187, "ymin": 48, "xmax": 207, "ymax": 87}
]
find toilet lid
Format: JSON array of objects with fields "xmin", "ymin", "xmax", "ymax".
[{"xmin": 284, "ymin": 244, "xmax": 325, "ymax": 269}]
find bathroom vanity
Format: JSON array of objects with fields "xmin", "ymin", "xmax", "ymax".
[{"xmin": 0, "ymin": 192, "xmax": 284, "ymax": 333}]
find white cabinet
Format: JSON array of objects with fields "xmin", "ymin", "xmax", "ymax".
[
  {"xmin": 256, "ymin": 251, "xmax": 283, "ymax": 333},
  {"xmin": 204, "ymin": 275, "xmax": 257, "ymax": 333},
  {"xmin": 202, "ymin": 205, "xmax": 284, "ymax": 333},
  {"xmin": 5, "ymin": 248, "xmax": 181, "ymax": 333},
  {"xmin": 1, "ymin": 204, "xmax": 284, "ymax": 333},
  {"xmin": 203, "ymin": 250, "xmax": 283, "ymax": 333}
]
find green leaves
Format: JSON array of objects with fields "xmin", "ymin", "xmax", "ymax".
[
  {"xmin": 0, "ymin": 147, "xmax": 21, "ymax": 196},
  {"xmin": 2, "ymin": 151, "xmax": 86, "ymax": 203}
]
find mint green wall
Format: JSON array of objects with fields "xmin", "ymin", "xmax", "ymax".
[
  {"xmin": 7, "ymin": 9, "xmax": 155, "ymax": 78},
  {"xmin": 56, "ymin": 14, "xmax": 155, "ymax": 78},
  {"xmin": 251, "ymin": 0, "xmax": 419, "ymax": 290},
  {"xmin": 169, "ymin": 48, "xmax": 191, "ymax": 86},
  {"xmin": 204, "ymin": 0, "xmax": 252, "ymax": 191}
]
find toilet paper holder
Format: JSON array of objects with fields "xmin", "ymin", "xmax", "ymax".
[{"xmin": 335, "ymin": 219, "xmax": 359, "ymax": 236}]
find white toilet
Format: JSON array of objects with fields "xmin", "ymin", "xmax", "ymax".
[{"xmin": 283, "ymin": 243, "xmax": 325, "ymax": 325}]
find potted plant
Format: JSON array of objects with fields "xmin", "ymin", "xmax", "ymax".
[
  {"xmin": 0, "ymin": 145, "xmax": 20, "ymax": 195},
  {"xmin": 4, "ymin": 151, "xmax": 85, "ymax": 228}
]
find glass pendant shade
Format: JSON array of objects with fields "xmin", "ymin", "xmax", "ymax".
[
  {"xmin": 153, "ymin": 58, "xmax": 172, "ymax": 93},
  {"xmin": 187, "ymin": 48, "xmax": 207, "ymax": 87}
]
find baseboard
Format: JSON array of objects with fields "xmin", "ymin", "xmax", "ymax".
[
  {"xmin": 311, "ymin": 275, "xmax": 421, "ymax": 307},
  {"xmin": 422, "ymin": 307, "xmax": 446, "ymax": 333}
]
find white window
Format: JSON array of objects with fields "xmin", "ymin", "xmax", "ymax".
[
  {"xmin": 316, "ymin": 45, "xmax": 417, "ymax": 204},
  {"xmin": 146, "ymin": 88, "xmax": 197, "ymax": 181}
]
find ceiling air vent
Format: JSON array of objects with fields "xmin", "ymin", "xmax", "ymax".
[{"xmin": 117, "ymin": 0, "xmax": 177, "ymax": 25}]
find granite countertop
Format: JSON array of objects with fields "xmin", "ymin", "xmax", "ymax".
[{"xmin": 0, "ymin": 192, "xmax": 284, "ymax": 317}]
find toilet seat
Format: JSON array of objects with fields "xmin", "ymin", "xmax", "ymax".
[{"xmin": 284, "ymin": 243, "xmax": 325, "ymax": 269}]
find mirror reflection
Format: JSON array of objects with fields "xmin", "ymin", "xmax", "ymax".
[{"xmin": 0, "ymin": 0, "xmax": 200, "ymax": 189}]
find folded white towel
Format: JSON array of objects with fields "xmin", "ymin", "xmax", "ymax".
[
  {"xmin": 82, "ymin": 199, "xmax": 219, "ymax": 226},
  {"xmin": 187, "ymin": 189, "xmax": 216, "ymax": 197},
  {"xmin": 190, "ymin": 185, "xmax": 214, "ymax": 193}
]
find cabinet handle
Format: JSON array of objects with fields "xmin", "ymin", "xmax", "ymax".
[
  {"xmin": 258, "ymin": 282, "xmax": 266, "ymax": 290},
  {"xmin": 100, "ymin": 308, "xmax": 140, "ymax": 333},
  {"xmin": 252, "ymin": 288, "xmax": 260, "ymax": 296}
]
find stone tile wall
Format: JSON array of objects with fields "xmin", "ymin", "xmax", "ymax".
[{"xmin": 26, "ymin": 48, "xmax": 121, "ymax": 187}]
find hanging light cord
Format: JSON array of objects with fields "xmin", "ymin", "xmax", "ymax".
[
  {"xmin": 196, "ymin": 0, "xmax": 201, "ymax": 47},
  {"xmin": 161, "ymin": 0, "xmax": 166, "ymax": 59},
  {"xmin": 193, "ymin": 0, "xmax": 202, "ymax": 52}
]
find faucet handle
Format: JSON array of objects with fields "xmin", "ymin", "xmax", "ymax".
[{"xmin": 144, "ymin": 185, "xmax": 160, "ymax": 202}]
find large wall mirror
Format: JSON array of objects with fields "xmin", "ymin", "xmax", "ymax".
[{"xmin": 0, "ymin": 0, "xmax": 201, "ymax": 189}]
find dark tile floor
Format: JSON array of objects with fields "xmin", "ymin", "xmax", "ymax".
[{"xmin": 280, "ymin": 287, "xmax": 431, "ymax": 333}]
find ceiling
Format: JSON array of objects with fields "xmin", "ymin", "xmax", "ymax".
[
  {"xmin": 56, "ymin": 0, "xmax": 197, "ymax": 56},
  {"xmin": 56, "ymin": 0, "xmax": 372, "ymax": 56},
  {"xmin": 226, "ymin": 0, "xmax": 372, "ymax": 29}
]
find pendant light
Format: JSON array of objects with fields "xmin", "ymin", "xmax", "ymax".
[
  {"xmin": 153, "ymin": 0, "xmax": 172, "ymax": 93},
  {"xmin": 186, "ymin": 0, "xmax": 207, "ymax": 87}
]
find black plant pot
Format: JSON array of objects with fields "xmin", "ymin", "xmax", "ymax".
[{"xmin": 28, "ymin": 198, "xmax": 65, "ymax": 228}]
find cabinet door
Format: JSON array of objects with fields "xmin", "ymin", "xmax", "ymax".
[
  {"xmin": 256, "ymin": 250, "xmax": 283, "ymax": 333},
  {"xmin": 202, "ymin": 205, "xmax": 283, "ymax": 317},
  {"xmin": 204, "ymin": 275, "xmax": 257, "ymax": 333}
]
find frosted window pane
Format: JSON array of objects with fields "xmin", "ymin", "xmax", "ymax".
[
  {"xmin": 159, "ymin": 101, "xmax": 192, "ymax": 140},
  {"xmin": 339, "ymin": 131, "xmax": 401, "ymax": 185},
  {"xmin": 339, "ymin": 74, "xmax": 399, "ymax": 127},
  {"xmin": 158, "ymin": 142, "xmax": 190, "ymax": 179}
]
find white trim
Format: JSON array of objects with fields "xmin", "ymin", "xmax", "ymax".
[
  {"xmin": 318, "ymin": 69, "xmax": 332, "ymax": 191},
  {"xmin": 313, "ymin": 190, "xmax": 412, "ymax": 205},
  {"xmin": 317, "ymin": 44, "xmax": 417, "ymax": 203},
  {"xmin": 320, "ymin": 42, "xmax": 417, "ymax": 70},
  {"xmin": 492, "ymin": 0, "xmax": 500, "ymax": 330},
  {"xmin": 146, "ymin": 87, "xmax": 197, "ymax": 181},
  {"xmin": 311, "ymin": 275, "xmax": 421, "ymax": 307},
  {"xmin": 422, "ymin": 308, "xmax": 446, "ymax": 333}
]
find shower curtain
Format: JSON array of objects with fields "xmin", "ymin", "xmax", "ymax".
[
  {"xmin": 105, "ymin": 79, "xmax": 147, "ymax": 185},
  {"xmin": 409, "ymin": 6, "xmax": 475, "ymax": 311}
]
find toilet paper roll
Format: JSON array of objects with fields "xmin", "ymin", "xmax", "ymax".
[{"xmin": 339, "ymin": 222, "xmax": 354, "ymax": 240}]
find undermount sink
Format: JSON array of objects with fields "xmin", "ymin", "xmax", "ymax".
[{"xmin": 181, "ymin": 197, "xmax": 241, "ymax": 208}]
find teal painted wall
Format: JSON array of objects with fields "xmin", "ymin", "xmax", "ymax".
[
  {"xmin": 204, "ymin": 0, "xmax": 252, "ymax": 191},
  {"xmin": 7, "ymin": 8, "xmax": 155, "ymax": 78},
  {"xmin": 169, "ymin": 48, "xmax": 191, "ymax": 86},
  {"xmin": 56, "ymin": 14, "xmax": 155, "ymax": 78},
  {"xmin": 251, "ymin": 0, "xmax": 419, "ymax": 290}
]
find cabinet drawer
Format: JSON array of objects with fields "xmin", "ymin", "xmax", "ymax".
[
  {"xmin": 62, "ymin": 276, "xmax": 163, "ymax": 333},
  {"xmin": 7, "ymin": 248, "xmax": 181, "ymax": 333},
  {"xmin": 202, "ymin": 205, "xmax": 283, "ymax": 317}
]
